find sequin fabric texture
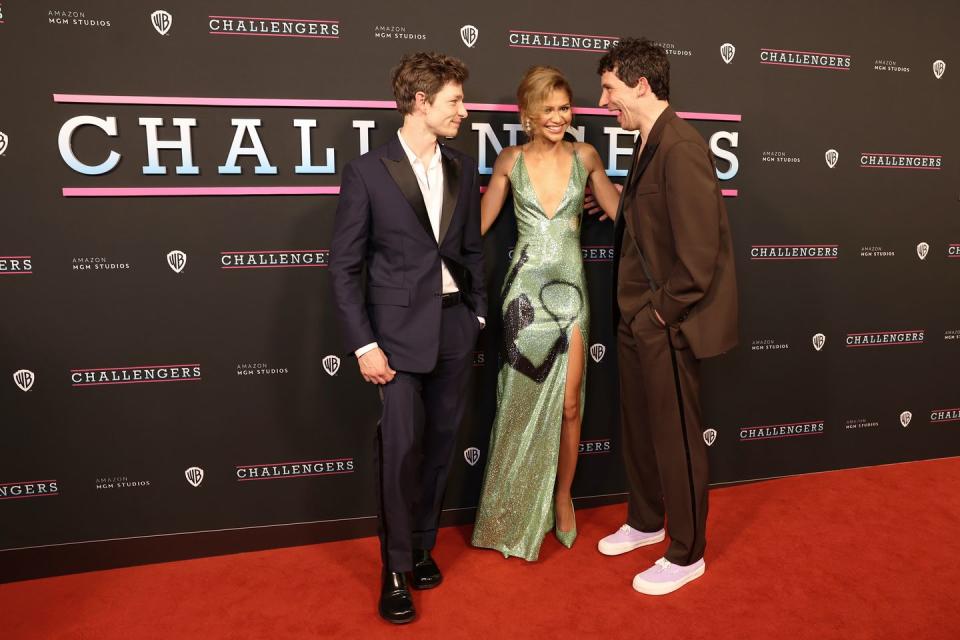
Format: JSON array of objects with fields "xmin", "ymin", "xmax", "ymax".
[{"xmin": 472, "ymin": 147, "xmax": 589, "ymax": 560}]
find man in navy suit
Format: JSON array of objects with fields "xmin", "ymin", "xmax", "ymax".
[{"xmin": 329, "ymin": 52, "xmax": 486, "ymax": 624}]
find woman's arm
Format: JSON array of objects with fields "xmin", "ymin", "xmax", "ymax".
[
  {"xmin": 579, "ymin": 143, "xmax": 622, "ymax": 221},
  {"xmin": 480, "ymin": 147, "xmax": 518, "ymax": 235}
]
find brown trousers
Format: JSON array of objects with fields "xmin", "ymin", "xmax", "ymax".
[{"xmin": 617, "ymin": 309, "xmax": 708, "ymax": 566}]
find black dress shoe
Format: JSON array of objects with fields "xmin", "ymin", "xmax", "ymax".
[
  {"xmin": 411, "ymin": 549, "xmax": 443, "ymax": 590},
  {"xmin": 379, "ymin": 571, "xmax": 415, "ymax": 624}
]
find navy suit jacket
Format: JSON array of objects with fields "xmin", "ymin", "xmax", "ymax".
[{"xmin": 329, "ymin": 137, "xmax": 487, "ymax": 373}]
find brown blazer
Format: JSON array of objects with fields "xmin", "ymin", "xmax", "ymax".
[{"xmin": 614, "ymin": 107, "xmax": 738, "ymax": 359}]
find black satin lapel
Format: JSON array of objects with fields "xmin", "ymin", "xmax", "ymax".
[
  {"xmin": 381, "ymin": 157, "xmax": 435, "ymax": 243},
  {"xmin": 438, "ymin": 152, "xmax": 460, "ymax": 245}
]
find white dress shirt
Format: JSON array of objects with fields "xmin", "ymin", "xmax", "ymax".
[
  {"xmin": 355, "ymin": 131, "xmax": 482, "ymax": 359},
  {"xmin": 396, "ymin": 130, "xmax": 461, "ymax": 295}
]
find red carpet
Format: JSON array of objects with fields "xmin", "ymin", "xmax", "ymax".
[{"xmin": 3, "ymin": 458, "xmax": 959, "ymax": 639}]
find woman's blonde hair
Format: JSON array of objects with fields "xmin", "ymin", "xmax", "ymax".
[{"xmin": 517, "ymin": 66, "xmax": 573, "ymax": 132}]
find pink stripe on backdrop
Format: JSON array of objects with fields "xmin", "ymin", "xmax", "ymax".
[
  {"xmin": 221, "ymin": 250, "xmax": 327, "ymax": 254},
  {"xmin": 682, "ymin": 112, "xmax": 742, "ymax": 122},
  {"xmin": 751, "ymin": 257, "xmax": 837, "ymax": 260},
  {"xmin": 0, "ymin": 255, "xmax": 32, "ymax": 259},
  {"xmin": 73, "ymin": 378, "xmax": 203, "ymax": 387},
  {"xmin": 510, "ymin": 44, "xmax": 613, "ymax": 54},
  {"xmin": 762, "ymin": 48, "xmax": 850, "ymax": 57},
  {"xmin": 570, "ymin": 106, "xmax": 741, "ymax": 121},
  {"xmin": 71, "ymin": 364, "xmax": 201, "ymax": 372},
  {"xmin": 931, "ymin": 418, "xmax": 960, "ymax": 423},
  {"xmin": 0, "ymin": 271, "xmax": 33, "ymax": 274},
  {"xmin": 236, "ymin": 458, "xmax": 354, "ymax": 468},
  {"xmin": 509, "ymin": 29, "xmax": 620, "ymax": 40},
  {"xmin": 53, "ymin": 94, "xmax": 397, "ymax": 109},
  {"xmin": 63, "ymin": 187, "xmax": 340, "ymax": 197},
  {"xmin": 63, "ymin": 186, "xmax": 740, "ymax": 198},
  {"xmin": 846, "ymin": 330, "xmax": 924, "ymax": 336},
  {"xmin": 761, "ymin": 61, "xmax": 850, "ymax": 70},
  {"xmin": 861, "ymin": 153, "xmax": 942, "ymax": 158},
  {"xmin": 238, "ymin": 471, "xmax": 354, "ymax": 481},
  {"xmin": 859, "ymin": 166, "xmax": 942, "ymax": 170},
  {"xmin": 749, "ymin": 420, "xmax": 824, "ymax": 429},
  {"xmin": 0, "ymin": 480, "xmax": 57, "ymax": 487},
  {"xmin": 209, "ymin": 32, "xmax": 338, "ymax": 39},
  {"xmin": 752, "ymin": 244, "xmax": 838, "ymax": 247},
  {"xmin": 222, "ymin": 264, "xmax": 327, "ymax": 269},
  {"xmin": 846, "ymin": 342, "xmax": 924, "ymax": 347},
  {"xmin": 52, "ymin": 93, "xmax": 742, "ymax": 121},
  {"xmin": 470, "ymin": 103, "xmax": 519, "ymax": 112},
  {"xmin": 208, "ymin": 16, "xmax": 338, "ymax": 23},
  {"xmin": 740, "ymin": 432, "xmax": 824, "ymax": 441},
  {"xmin": 0, "ymin": 494, "xmax": 59, "ymax": 501}
]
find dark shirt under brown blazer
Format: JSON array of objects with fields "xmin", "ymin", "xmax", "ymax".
[{"xmin": 614, "ymin": 107, "xmax": 738, "ymax": 359}]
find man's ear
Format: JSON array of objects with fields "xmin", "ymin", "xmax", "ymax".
[
  {"xmin": 636, "ymin": 77, "xmax": 649, "ymax": 98},
  {"xmin": 414, "ymin": 91, "xmax": 429, "ymax": 113}
]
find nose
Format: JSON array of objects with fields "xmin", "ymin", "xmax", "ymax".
[
  {"xmin": 459, "ymin": 104, "xmax": 468, "ymax": 119},
  {"xmin": 598, "ymin": 89, "xmax": 608, "ymax": 108}
]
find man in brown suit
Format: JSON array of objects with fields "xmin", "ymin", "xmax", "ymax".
[{"xmin": 594, "ymin": 38, "xmax": 738, "ymax": 595}]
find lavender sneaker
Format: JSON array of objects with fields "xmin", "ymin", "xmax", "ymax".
[
  {"xmin": 632, "ymin": 557, "xmax": 706, "ymax": 595},
  {"xmin": 597, "ymin": 524, "xmax": 665, "ymax": 556}
]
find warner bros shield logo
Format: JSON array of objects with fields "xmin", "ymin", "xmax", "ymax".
[
  {"xmin": 812, "ymin": 333, "xmax": 826, "ymax": 351},
  {"xmin": 13, "ymin": 369, "xmax": 35, "ymax": 392},
  {"xmin": 185, "ymin": 466, "xmax": 204, "ymax": 487},
  {"xmin": 464, "ymin": 447, "xmax": 481, "ymax": 466},
  {"xmin": 322, "ymin": 355, "xmax": 341, "ymax": 377},
  {"xmin": 590, "ymin": 343, "xmax": 606, "ymax": 363},
  {"xmin": 166, "ymin": 250, "xmax": 187, "ymax": 273},
  {"xmin": 151, "ymin": 10, "xmax": 173, "ymax": 36},
  {"xmin": 703, "ymin": 429, "xmax": 718, "ymax": 447},
  {"xmin": 933, "ymin": 59, "xmax": 946, "ymax": 79},
  {"xmin": 720, "ymin": 43, "xmax": 736, "ymax": 64},
  {"xmin": 916, "ymin": 242, "xmax": 930, "ymax": 260},
  {"xmin": 825, "ymin": 149, "xmax": 839, "ymax": 169},
  {"xmin": 900, "ymin": 411, "xmax": 913, "ymax": 428},
  {"xmin": 0, "ymin": 131, "xmax": 8, "ymax": 156},
  {"xmin": 460, "ymin": 25, "xmax": 478, "ymax": 48}
]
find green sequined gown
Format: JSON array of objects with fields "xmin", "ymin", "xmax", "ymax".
[{"xmin": 472, "ymin": 148, "xmax": 589, "ymax": 560}]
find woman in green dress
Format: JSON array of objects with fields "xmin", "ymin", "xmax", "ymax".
[{"xmin": 472, "ymin": 66, "xmax": 621, "ymax": 560}]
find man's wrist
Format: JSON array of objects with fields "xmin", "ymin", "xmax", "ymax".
[{"xmin": 355, "ymin": 342, "xmax": 378, "ymax": 358}]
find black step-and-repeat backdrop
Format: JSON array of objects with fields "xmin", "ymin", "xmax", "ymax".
[{"xmin": 1, "ymin": 1, "xmax": 958, "ymax": 581}]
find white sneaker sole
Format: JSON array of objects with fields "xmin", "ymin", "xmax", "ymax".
[
  {"xmin": 632, "ymin": 562, "xmax": 705, "ymax": 596},
  {"xmin": 597, "ymin": 530, "xmax": 666, "ymax": 556}
]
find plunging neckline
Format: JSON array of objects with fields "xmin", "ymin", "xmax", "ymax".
[{"xmin": 519, "ymin": 146, "xmax": 578, "ymax": 221}]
